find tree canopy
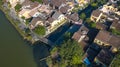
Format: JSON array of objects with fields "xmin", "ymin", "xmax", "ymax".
[
  {"xmin": 34, "ymin": 25, "xmax": 46, "ymax": 36},
  {"xmin": 109, "ymin": 29, "xmax": 120, "ymax": 36},
  {"xmin": 47, "ymin": 32, "xmax": 86, "ymax": 67},
  {"xmin": 110, "ymin": 51, "xmax": 120, "ymax": 67},
  {"xmin": 79, "ymin": 13, "xmax": 86, "ymax": 20},
  {"xmin": 0, "ymin": 0, "xmax": 3, "ymax": 5},
  {"xmin": 90, "ymin": 0, "xmax": 108, "ymax": 7},
  {"xmin": 47, "ymin": 38, "xmax": 86, "ymax": 67},
  {"xmin": 59, "ymin": 39, "xmax": 85, "ymax": 66},
  {"xmin": 15, "ymin": 4, "xmax": 22, "ymax": 12}
]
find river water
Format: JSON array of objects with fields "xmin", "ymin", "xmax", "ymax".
[{"xmin": 0, "ymin": 10, "xmax": 49, "ymax": 67}]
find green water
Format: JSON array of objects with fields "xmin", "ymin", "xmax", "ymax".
[{"xmin": 0, "ymin": 10, "xmax": 37, "ymax": 67}]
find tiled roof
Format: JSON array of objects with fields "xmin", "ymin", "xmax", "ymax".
[
  {"xmin": 47, "ymin": 17, "xmax": 54, "ymax": 23},
  {"xmin": 42, "ymin": 0, "xmax": 49, "ymax": 4},
  {"xmin": 72, "ymin": 25, "xmax": 89, "ymax": 49},
  {"xmin": 50, "ymin": 0, "xmax": 66, "ymax": 7},
  {"xmin": 95, "ymin": 30, "xmax": 120, "ymax": 48},
  {"xmin": 67, "ymin": 13, "xmax": 79, "ymax": 22},
  {"xmin": 72, "ymin": 25, "xmax": 89, "ymax": 41},
  {"xmin": 22, "ymin": 0, "xmax": 39, "ymax": 9},
  {"xmin": 30, "ymin": 17, "xmax": 42, "ymax": 26},
  {"xmin": 52, "ymin": 11, "xmax": 61, "ymax": 19},
  {"xmin": 59, "ymin": 5, "xmax": 70, "ymax": 14},
  {"xmin": 29, "ymin": 9, "xmax": 38, "ymax": 16},
  {"xmin": 96, "ymin": 23, "xmax": 108, "ymax": 30},
  {"xmin": 97, "ymin": 49, "xmax": 114, "ymax": 66},
  {"xmin": 95, "ymin": 30, "xmax": 112, "ymax": 44},
  {"xmin": 91, "ymin": 9, "xmax": 102, "ymax": 17},
  {"xmin": 111, "ymin": 19, "xmax": 120, "ymax": 31}
]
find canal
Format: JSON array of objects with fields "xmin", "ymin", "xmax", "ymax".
[{"xmin": 0, "ymin": 10, "xmax": 49, "ymax": 67}]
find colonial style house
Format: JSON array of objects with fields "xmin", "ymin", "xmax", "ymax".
[
  {"xmin": 94, "ymin": 30, "xmax": 120, "ymax": 53},
  {"xmin": 29, "ymin": 17, "xmax": 44, "ymax": 29},
  {"xmin": 59, "ymin": 4, "xmax": 72, "ymax": 14},
  {"xmin": 91, "ymin": 3, "xmax": 120, "ymax": 23},
  {"xmin": 47, "ymin": 11, "xmax": 67, "ymax": 32},
  {"xmin": 29, "ymin": 11, "xmax": 67, "ymax": 33},
  {"xmin": 38, "ymin": 4, "xmax": 52, "ymax": 15},
  {"xmin": 72, "ymin": 25, "xmax": 89, "ymax": 50},
  {"xmin": 18, "ymin": 0, "xmax": 40, "ymax": 19},
  {"xmin": 19, "ymin": 0, "xmax": 53, "ymax": 20},
  {"xmin": 66, "ymin": 12, "xmax": 80, "ymax": 22},
  {"xmin": 90, "ymin": 9, "xmax": 107, "ymax": 23},
  {"xmin": 100, "ymin": 4, "xmax": 118, "ymax": 14},
  {"xmin": 50, "ymin": 0, "xmax": 66, "ymax": 9}
]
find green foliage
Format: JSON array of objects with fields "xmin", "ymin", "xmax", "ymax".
[
  {"xmin": 85, "ymin": 18, "xmax": 96, "ymax": 28},
  {"xmin": 98, "ymin": 0, "xmax": 107, "ymax": 5},
  {"xmin": 25, "ymin": 21, "xmax": 29, "ymax": 25},
  {"xmin": 117, "ymin": 1, "xmax": 120, "ymax": 10},
  {"xmin": 118, "ymin": 6, "xmax": 120, "ymax": 10},
  {"xmin": 90, "ymin": 0, "xmax": 95, "ymax": 3},
  {"xmin": 89, "ymin": 22, "xmax": 96, "ymax": 28},
  {"xmin": 34, "ymin": 25, "xmax": 46, "ymax": 36},
  {"xmin": 46, "ymin": 57, "xmax": 53, "ymax": 66},
  {"xmin": 15, "ymin": 4, "xmax": 22, "ymax": 12},
  {"xmin": 110, "ymin": 51, "xmax": 120, "ymax": 67},
  {"xmin": 25, "ymin": 18, "xmax": 31, "ymax": 25},
  {"xmin": 0, "ymin": 0, "xmax": 3, "ymax": 5},
  {"xmin": 72, "ymin": 54, "xmax": 82, "ymax": 65},
  {"xmin": 47, "ymin": 29, "xmax": 86, "ymax": 66},
  {"xmin": 59, "ymin": 39, "xmax": 85, "ymax": 67},
  {"xmin": 31, "ymin": 0, "xmax": 43, "ymax": 3},
  {"xmin": 21, "ymin": 16, "xmax": 25, "ymax": 19},
  {"xmin": 91, "ymin": 3, "xmax": 98, "ymax": 7},
  {"xmin": 72, "ymin": 5, "xmax": 83, "ymax": 12},
  {"xmin": 85, "ymin": 18, "xmax": 91, "ymax": 23},
  {"xmin": 90, "ymin": 0, "xmax": 108, "ymax": 7},
  {"xmin": 72, "ymin": 8, "xmax": 79, "ymax": 12},
  {"xmin": 109, "ymin": 29, "xmax": 120, "ymax": 36},
  {"xmin": 63, "ymin": 32, "xmax": 71, "ymax": 41},
  {"xmin": 80, "ymin": 13, "xmax": 86, "ymax": 20},
  {"xmin": 50, "ymin": 47, "xmax": 58, "ymax": 55}
]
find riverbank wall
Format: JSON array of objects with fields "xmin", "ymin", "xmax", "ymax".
[{"xmin": 0, "ymin": 5, "xmax": 35, "ymax": 44}]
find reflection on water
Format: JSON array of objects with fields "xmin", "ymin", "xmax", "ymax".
[{"xmin": 33, "ymin": 42, "xmax": 50, "ymax": 67}]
